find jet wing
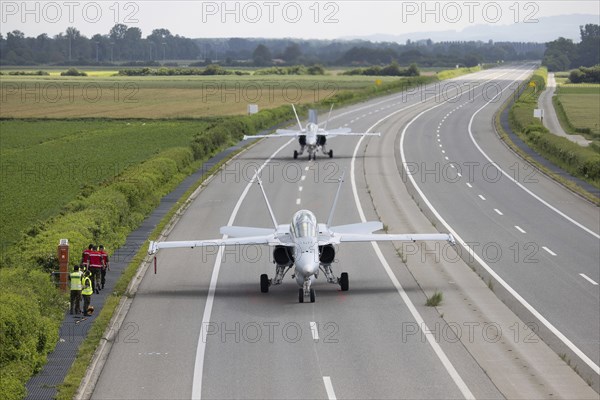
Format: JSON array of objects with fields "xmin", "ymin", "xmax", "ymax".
[
  {"xmin": 324, "ymin": 128, "xmax": 381, "ymax": 138},
  {"xmin": 148, "ymin": 235, "xmax": 278, "ymax": 254},
  {"xmin": 243, "ymin": 129, "xmax": 303, "ymax": 140},
  {"xmin": 336, "ymin": 233, "xmax": 455, "ymax": 245}
]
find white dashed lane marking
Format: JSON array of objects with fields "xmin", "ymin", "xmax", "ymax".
[
  {"xmin": 579, "ymin": 274, "xmax": 598, "ymax": 285},
  {"xmin": 515, "ymin": 226, "xmax": 526, "ymax": 233}
]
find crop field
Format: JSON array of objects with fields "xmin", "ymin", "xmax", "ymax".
[
  {"xmin": 0, "ymin": 73, "xmax": 397, "ymax": 118},
  {"xmin": 0, "ymin": 119, "xmax": 207, "ymax": 246},
  {"xmin": 556, "ymin": 85, "xmax": 600, "ymax": 137}
]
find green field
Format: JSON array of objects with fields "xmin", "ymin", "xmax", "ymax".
[
  {"xmin": 555, "ymin": 84, "xmax": 600, "ymax": 140},
  {"xmin": 0, "ymin": 120, "xmax": 206, "ymax": 246},
  {"xmin": 0, "ymin": 73, "xmax": 397, "ymax": 118}
]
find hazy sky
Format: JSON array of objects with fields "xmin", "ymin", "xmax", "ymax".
[{"xmin": 1, "ymin": 1, "xmax": 599, "ymax": 39}]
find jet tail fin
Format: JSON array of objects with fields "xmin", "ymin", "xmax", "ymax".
[
  {"xmin": 308, "ymin": 109, "xmax": 318, "ymax": 125},
  {"xmin": 291, "ymin": 104, "xmax": 303, "ymax": 131},
  {"xmin": 322, "ymin": 104, "xmax": 334, "ymax": 130},
  {"xmin": 255, "ymin": 169, "xmax": 278, "ymax": 229},
  {"xmin": 326, "ymin": 170, "xmax": 345, "ymax": 227}
]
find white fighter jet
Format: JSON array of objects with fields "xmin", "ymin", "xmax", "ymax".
[
  {"xmin": 243, "ymin": 104, "xmax": 381, "ymax": 160},
  {"xmin": 148, "ymin": 172, "xmax": 454, "ymax": 303}
]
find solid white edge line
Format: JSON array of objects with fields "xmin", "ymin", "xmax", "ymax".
[
  {"xmin": 323, "ymin": 376, "xmax": 337, "ymax": 400},
  {"xmin": 310, "ymin": 321, "xmax": 319, "ymax": 340},
  {"xmin": 579, "ymin": 274, "xmax": 599, "ymax": 286},
  {"xmin": 191, "ymin": 139, "xmax": 295, "ymax": 400},
  {"xmin": 542, "ymin": 246, "xmax": 557, "ymax": 256},
  {"xmin": 401, "ymin": 66, "xmax": 600, "ymax": 376}
]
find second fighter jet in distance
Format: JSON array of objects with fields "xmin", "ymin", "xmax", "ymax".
[{"xmin": 243, "ymin": 104, "xmax": 381, "ymax": 160}]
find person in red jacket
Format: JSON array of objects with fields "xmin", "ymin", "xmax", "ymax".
[
  {"xmin": 99, "ymin": 245, "xmax": 110, "ymax": 289},
  {"xmin": 81, "ymin": 244, "xmax": 94, "ymax": 273},
  {"xmin": 88, "ymin": 245, "xmax": 103, "ymax": 294}
]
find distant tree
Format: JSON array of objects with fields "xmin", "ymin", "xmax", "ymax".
[
  {"xmin": 464, "ymin": 53, "xmax": 481, "ymax": 67},
  {"xmin": 252, "ymin": 44, "xmax": 272, "ymax": 66},
  {"xmin": 406, "ymin": 63, "xmax": 420, "ymax": 76},
  {"xmin": 282, "ymin": 43, "xmax": 302, "ymax": 63},
  {"xmin": 109, "ymin": 24, "xmax": 128, "ymax": 42},
  {"xmin": 543, "ymin": 37, "xmax": 578, "ymax": 71},
  {"xmin": 577, "ymin": 24, "xmax": 600, "ymax": 67},
  {"xmin": 544, "ymin": 53, "xmax": 571, "ymax": 72}
]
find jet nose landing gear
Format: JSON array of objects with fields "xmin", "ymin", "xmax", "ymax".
[
  {"xmin": 299, "ymin": 280, "xmax": 316, "ymax": 303},
  {"xmin": 299, "ymin": 288, "xmax": 316, "ymax": 303}
]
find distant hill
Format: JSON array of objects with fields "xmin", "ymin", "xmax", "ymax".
[{"xmin": 343, "ymin": 14, "xmax": 598, "ymax": 43}]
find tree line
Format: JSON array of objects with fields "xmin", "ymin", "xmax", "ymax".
[{"xmin": 0, "ymin": 24, "xmax": 545, "ymax": 67}]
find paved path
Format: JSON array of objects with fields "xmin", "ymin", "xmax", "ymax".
[{"xmin": 538, "ymin": 73, "xmax": 591, "ymax": 146}]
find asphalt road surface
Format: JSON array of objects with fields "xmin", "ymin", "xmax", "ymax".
[{"xmin": 91, "ymin": 65, "xmax": 599, "ymax": 399}]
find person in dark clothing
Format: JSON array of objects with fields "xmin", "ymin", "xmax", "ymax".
[
  {"xmin": 99, "ymin": 245, "xmax": 110, "ymax": 289},
  {"xmin": 88, "ymin": 245, "xmax": 103, "ymax": 294}
]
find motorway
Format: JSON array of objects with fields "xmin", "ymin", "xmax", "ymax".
[{"xmin": 91, "ymin": 65, "xmax": 599, "ymax": 399}]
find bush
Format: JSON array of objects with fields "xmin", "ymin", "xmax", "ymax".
[
  {"xmin": 60, "ymin": 68, "xmax": 87, "ymax": 76},
  {"xmin": 569, "ymin": 65, "xmax": 600, "ymax": 83},
  {"xmin": 8, "ymin": 70, "xmax": 49, "ymax": 76},
  {"xmin": 342, "ymin": 63, "xmax": 420, "ymax": 77}
]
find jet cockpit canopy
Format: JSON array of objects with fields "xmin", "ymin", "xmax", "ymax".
[{"xmin": 291, "ymin": 210, "xmax": 317, "ymax": 238}]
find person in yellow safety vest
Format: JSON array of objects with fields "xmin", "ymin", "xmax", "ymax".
[
  {"xmin": 68, "ymin": 265, "xmax": 83, "ymax": 315},
  {"xmin": 82, "ymin": 269, "xmax": 93, "ymax": 316}
]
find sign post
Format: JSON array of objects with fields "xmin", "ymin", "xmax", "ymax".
[{"xmin": 58, "ymin": 239, "xmax": 69, "ymax": 291}]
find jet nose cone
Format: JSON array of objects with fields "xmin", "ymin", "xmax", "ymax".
[{"xmin": 296, "ymin": 252, "xmax": 318, "ymax": 276}]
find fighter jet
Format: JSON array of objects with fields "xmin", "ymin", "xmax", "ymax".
[
  {"xmin": 243, "ymin": 104, "xmax": 381, "ymax": 160},
  {"xmin": 149, "ymin": 172, "xmax": 454, "ymax": 303}
]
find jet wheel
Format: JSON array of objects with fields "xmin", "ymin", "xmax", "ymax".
[
  {"xmin": 298, "ymin": 288, "xmax": 304, "ymax": 303},
  {"xmin": 260, "ymin": 274, "xmax": 269, "ymax": 293},
  {"xmin": 340, "ymin": 272, "xmax": 349, "ymax": 291},
  {"xmin": 309, "ymin": 288, "xmax": 316, "ymax": 303},
  {"xmin": 328, "ymin": 150, "xmax": 333, "ymax": 158},
  {"xmin": 293, "ymin": 150, "xmax": 298, "ymax": 159}
]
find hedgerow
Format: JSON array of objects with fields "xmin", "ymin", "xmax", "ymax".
[{"xmin": 508, "ymin": 67, "xmax": 600, "ymax": 187}]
